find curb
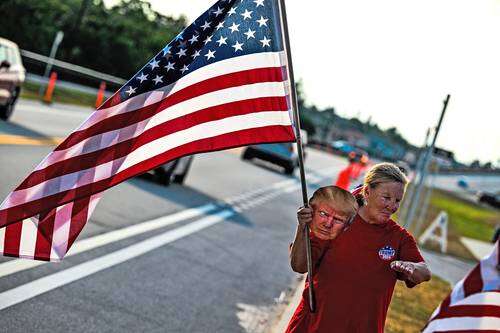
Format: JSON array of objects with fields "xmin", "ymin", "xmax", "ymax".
[{"xmin": 270, "ymin": 275, "xmax": 305, "ymax": 333}]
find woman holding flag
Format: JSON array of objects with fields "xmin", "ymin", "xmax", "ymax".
[{"xmin": 287, "ymin": 162, "xmax": 431, "ymax": 333}]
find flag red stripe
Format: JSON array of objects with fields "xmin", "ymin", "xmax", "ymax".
[
  {"xmin": 0, "ymin": 125, "xmax": 295, "ymax": 224},
  {"xmin": 33, "ymin": 210, "xmax": 56, "ymax": 260},
  {"xmin": 433, "ymin": 305, "xmax": 500, "ymax": 319},
  {"xmin": 55, "ymin": 66, "xmax": 285, "ymax": 152},
  {"xmin": 67, "ymin": 197, "xmax": 91, "ymax": 251},
  {"xmin": 463, "ymin": 265, "xmax": 484, "ymax": 298},
  {"xmin": 3, "ymin": 222, "xmax": 22, "ymax": 257},
  {"xmin": 16, "ymin": 96, "xmax": 289, "ymax": 190}
]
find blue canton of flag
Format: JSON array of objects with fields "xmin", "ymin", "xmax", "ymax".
[{"xmin": 115, "ymin": 0, "xmax": 285, "ymax": 102}]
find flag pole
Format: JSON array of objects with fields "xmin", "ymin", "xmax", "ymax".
[{"xmin": 278, "ymin": 0, "xmax": 316, "ymax": 313}]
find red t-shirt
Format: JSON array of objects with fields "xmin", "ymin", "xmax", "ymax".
[{"xmin": 286, "ymin": 214, "xmax": 425, "ymax": 333}]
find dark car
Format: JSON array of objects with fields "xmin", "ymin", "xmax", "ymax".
[
  {"xmin": 477, "ymin": 191, "xmax": 500, "ymax": 209},
  {"xmin": 0, "ymin": 38, "xmax": 25, "ymax": 120},
  {"xmin": 154, "ymin": 156, "xmax": 194, "ymax": 186},
  {"xmin": 242, "ymin": 142, "xmax": 299, "ymax": 174}
]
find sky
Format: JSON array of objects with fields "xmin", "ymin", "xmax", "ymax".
[{"xmin": 105, "ymin": 0, "xmax": 500, "ymax": 165}]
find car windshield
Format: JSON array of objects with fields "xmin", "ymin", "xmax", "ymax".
[{"xmin": 0, "ymin": 45, "xmax": 7, "ymax": 62}]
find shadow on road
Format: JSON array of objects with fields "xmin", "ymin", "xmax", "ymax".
[
  {"xmin": 0, "ymin": 119, "xmax": 56, "ymax": 138},
  {"xmin": 129, "ymin": 173, "xmax": 254, "ymax": 228}
]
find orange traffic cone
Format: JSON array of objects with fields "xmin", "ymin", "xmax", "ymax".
[
  {"xmin": 43, "ymin": 72, "xmax": 57, "ymax": 104},
  {"xmin": 95, "ymin": 81, "xmax": 106, "ymax": 108}
]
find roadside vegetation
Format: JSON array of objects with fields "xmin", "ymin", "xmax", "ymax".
[
  {"xmin": 21, "ymin": 81, "xmax": 97, "ymax": 108},
  {"xmin": 386, "ymin": 276, "xmax": 451, "ymax": 333}
]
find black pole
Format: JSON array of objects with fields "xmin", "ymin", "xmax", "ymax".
[{"xmin": 278, "ymin": 0, "xmax": 316, "ymax": 313}]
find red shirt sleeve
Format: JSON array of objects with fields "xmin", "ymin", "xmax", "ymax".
[{"xmin": 397, "ymin": 229, "xmax": 425, "ymax": 287}]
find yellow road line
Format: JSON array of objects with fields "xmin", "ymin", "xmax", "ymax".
[{"xmin": 0, "ymin": 134, "xmax": 64, "ymax": 146}]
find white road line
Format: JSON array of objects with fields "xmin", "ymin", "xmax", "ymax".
[
  {"xmin": 0, "ymin": 167, "xmax": 333, "ymax": 279},
  {"xmin": 0, "ymin": 203, "xmax": 218, "ymax": 278},
  {"xmin": 0, "ymin": 209, "xmax": 234, "ymax": 310}
]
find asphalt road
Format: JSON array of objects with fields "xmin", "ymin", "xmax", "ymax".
[{"xmin": 0, "ymin": 100, "xmax": 347, "ymax": 332}]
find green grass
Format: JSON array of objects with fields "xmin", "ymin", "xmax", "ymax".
[
  {"xmin": 20, "ymin": 81, "xmax": 97, "ymax": 108},
  {"xmin": 386, "ymin": 276, "xmax": 451, "ymax": 333},
  {"xmin": 430, "ymin": 191, "xmax": 497, "ymax": 241}
]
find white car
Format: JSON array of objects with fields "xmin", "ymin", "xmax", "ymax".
[{"xmin": 0, "ymin": 37, "xmax": 25, "ymax": 120}]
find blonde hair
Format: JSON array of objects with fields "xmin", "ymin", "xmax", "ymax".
[
  {"xmin": 309, "ymin": 186, "xmax": 358, "ymax": 218},
  {"xmin": 363, "ymin": 162, "xmax": 408, "ymax": 190}
]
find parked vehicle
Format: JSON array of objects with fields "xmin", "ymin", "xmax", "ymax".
[
  {"xmin": 477, "ymin": 191, "xmax": 500, "ymax": 210},
  {"xmin": 154, "ymin": 156, "xmax": 194, "ymax": 186},
  {"xmin": 0, "ymin": 38, "xmax": 25, "ymax": 120},
  {"xmin": 241, "ymin": 130, "xmax": 307, "ymax": 175}
]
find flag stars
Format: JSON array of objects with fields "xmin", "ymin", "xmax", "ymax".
[
  {"xmin": 260, "ymin": 36, "xmax": 271, "ymax": 47},
  {"xmin": 232, "ymin": 41, "xmax": 244, "ymax": 52},
  {"xmin": 162, "ymin": 46, "xmax": 171, "ymax": 57},
  {"xmin": 213, "ymin": 6, "xmax": 224, "ymax": 17},
  {"xmin": 216, "ymin": 21, "xmax": 225, "ymax": 30},
  {"xmin": 125, "ymin": 86, "xmax": 136, "ymax": 96},
  {"xmin": 241, "ymin": 9, "xmax": 252, "ymax": 20},
  {"xmin": 180, "ymin": 64, "xmax": 189, "ymax": 73},
  {"xmin": 188, "ymin": 34, "xmax": 199, "ymax": 44},
  {"xmin": 149, "ymin": 59, "xmax": 160, "ymax": 70},
  {"xmin": 153, "ymin": 75, "xmax": 163, "ymax": 85},
  {"xmin": 191, "ymin": 50, "xmax": 201, "ymax": 59},
  {"xmin": 228, "ymin": 7, "xmax": 236, "ymax": 16},
  {"xmin": 256, "ymin": 16, "xmax": 269, "ymax": 27},
  {"xmin": 229, "ymin": 22, "xmax": 240, "ymax": 33},
  {"xmin": 244, "ymin": 28, "xmax": 256, "ymax": 39},
  {"xmin": 201, "ymin": 21, "xmax": 212, "ymax": 30},
  {"xmin": 177, "ymin": 48, "xmax": 187, "ymax": 57},
  {"xmin": 254, "ymin": 0, "xmax": 264, "ymax": 7},
  {"xmin": 216, "ymin": 36, "xmax": 228, "ymax": 46},
  {"xmin": 204, "ymin": 35, "xmax": 213, "ymax": 44},
  {"xmin": 178, "ymin": 40, "xmax": 188, "ymax": 48},
  {"xmin": 205, "ymin": 49, "xmax": 216, "ymax": 60},
  {"xmin": 164, "ymin": 61, "xmax": 175, "ymax": 71},
  {"xmin": 136, "ymin": 72, "xmax": 148, "ymax": 83}
]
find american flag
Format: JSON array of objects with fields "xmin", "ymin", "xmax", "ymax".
[
  {"xmin": 0, "ymin": 0, "xmax": 296, "ymax": 261},
  {"xmin": 423, "ymin": 241, "xmax": 500, "ymax": 332}
]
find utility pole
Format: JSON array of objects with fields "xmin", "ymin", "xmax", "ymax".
[
  {"xmin": 39, "ymin": 31, "xmax": 64, "ymax": 97},
  {"xmin": 405, "ymin": 95, "xmax": 450, "ymax": 231},
  {"xmin": 399, "ymin": 127, "xmax": 431, "ymax": 223}
]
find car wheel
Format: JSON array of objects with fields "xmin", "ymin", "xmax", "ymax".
[
  {"xmin": 242, "ymin": 149, "xmax": 253, "ymax": 160},
  {"xmin": 0, "ymin": 89, "xmax": 18, "ymax": 121},
  {"xmin": 172, "ymin": 157, "xmax": 193, "ymax": 184},
  {"xmin": 155, "ymin": 167, "xmax": 173, "ymax": 186},
  {"xmin": 283, "ymin": 162, "xmax": 295, "ymax": 175}
]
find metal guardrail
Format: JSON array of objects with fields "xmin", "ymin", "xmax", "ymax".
[{"xmin": 20, "ymin": 49, "xmax": 127, "ymax": 85}]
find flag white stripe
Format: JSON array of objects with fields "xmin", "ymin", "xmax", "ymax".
[
  {"xmin": 480, "ymin": 244, "xmax": 499, "ymax": 291},
  {"xmin": 49, "ymin": 201, "xmax": 75, "ymax": 261},
  {"xmin": 450, "ymin": 279, "xmax": 466, "ymax": 305},
  {"xmin": 4, "ymin": 111, "xmax": 292, "ymax": 209},
  {"xmin": 452, "ymin": 292, "xmax": 500, "ymax": 307},
  {"xmin": 0, "ymin": 226, "xmax": 5, "ymax": 252},
  {"xmin": 35, "ymin": 81, "xmax": 288, "ymax": 172},
  {"xmin": 423, "ymin": 316, "xmax": 500, "ymax": 332},
  {"xmin": 18, "ymin": 219, "xmax": 38, "ymax": 258},
  {"xmin": 77, "ymin": 51, "xmax": 286, "ymax": 132}
]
